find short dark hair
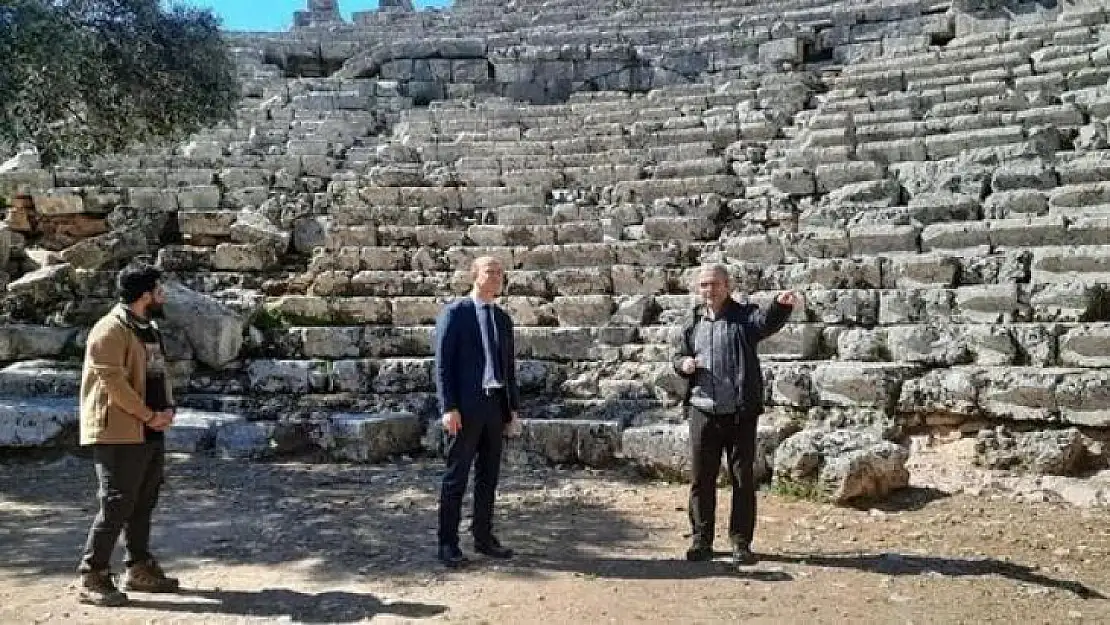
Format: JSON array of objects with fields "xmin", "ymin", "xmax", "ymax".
[{"xmin": 117, "ymin": 262, "xmax": 162, "ymax": 304}]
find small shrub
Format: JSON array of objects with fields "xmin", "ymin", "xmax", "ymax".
[{"xmin": 769, "ymin": 477, "xmax": 827, "ymax": 503}]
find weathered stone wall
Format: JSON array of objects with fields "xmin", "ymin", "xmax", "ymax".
[{"xmin": 1, "ymin": 0, "xmax": 1108, "ymax": 494}]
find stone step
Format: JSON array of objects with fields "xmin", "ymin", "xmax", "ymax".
[
  {"xmin": 284, "ymin": 246, "xmax": 1106, "ymax": 301},
  {"xmin": 0, "ymin": 397, "xmax": 78, "ymax": 447},
  {"xmin": 305, "ymin": 241, "xmax": 696, "ymax": 278},
  {"xmin": 1049, "ymin": 181, "xmax": 1110, "ymax": 210},
  {"xmin": 165, "ymin": 409, "xmax": 246, "ymax": 453},
  {"xmin": 166, "ymin": 408, "xmax": 424, "ymax": 461},
  {"xmin": 502, "ymin": 418, "xmax": 621, "ymax": 468},
  {"xmin": 0, "ymin": 360, "xmax": 80, "ymax": 397},
  {"xmin": 839, "ymin": 45, "xmax": 1026, "ymax": 77},
  {"xmin": 917, "ymin": 216, "xmax": 1082, "ymax": 252},
  {"xmin": 0, "ymin": 325, "xmax": 80, "ymax": 361},
  {"xmin": 825, "ymin": 322, "xmax": 1110, "ymax": 368},
  {"xmin": 1031, "ymin": 245, "xmax": 1110, "ymax": 284},
  {"xmin": 896, "ymin": 366, "xmax": 1109, "ymax": 427}
]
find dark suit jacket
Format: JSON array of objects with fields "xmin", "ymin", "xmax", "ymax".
[{"xmin": 435, "ymin": 297, "xmax": 520, "ymax": 421}]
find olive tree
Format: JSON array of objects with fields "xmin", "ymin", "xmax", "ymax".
[{"xmin": 0, "ymin": 0, "xmax": 240, "ymax": 165}]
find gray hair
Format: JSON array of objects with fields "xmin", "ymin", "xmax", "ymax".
[{"xmin": 692, "ymin": 263, "xmax": 732, "ymax": 289}]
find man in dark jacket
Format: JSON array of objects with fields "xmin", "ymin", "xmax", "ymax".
[{"xmin": 672, "ymin": 263, "xmax": 796, "ymax": 566}]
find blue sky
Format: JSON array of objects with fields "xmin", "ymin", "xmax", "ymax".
[{"xmin": 174, "ymin": 1, "xmax": 451, "ymax": 32}]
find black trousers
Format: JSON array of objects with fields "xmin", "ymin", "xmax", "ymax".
[
  {"xmin": 688, "ymin": 406, "xmax": 759, "ymax": 549},
  {"xmin": 438, "ymin": 393, "xmax": 506, "ymax": 548},
  {"xmin": 78, "ymin": 440, "xmax": 165, "ymax": 573}
]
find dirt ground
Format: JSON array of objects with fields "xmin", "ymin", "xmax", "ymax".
[{"xmin": 0, "ymin": 450, "xmax": 1107, "ymax": 625}]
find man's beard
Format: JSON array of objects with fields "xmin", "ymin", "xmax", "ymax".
[{"xmin": 147, "ymin": 302, "xmax": 165, "ymax": 319}]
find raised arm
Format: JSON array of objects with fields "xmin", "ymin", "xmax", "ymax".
[{"xmin": 748, "ymin": 291, "xmax": 798, "ymax": 341}]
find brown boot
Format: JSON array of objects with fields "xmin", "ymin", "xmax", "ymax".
[
  {"xmin": 78, "ymin": 571, "xmax": 130, "ymax": 607},
  {"xmin": 123, "ymin": 559, "xmax": 180, "ymax": 593}
]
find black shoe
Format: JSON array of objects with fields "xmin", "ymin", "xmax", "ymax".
[
  {"xmin": 685, "ymin": 542, "xmax": 713, "ymax": 562},
  {"xmin": 732, "ymin": 545, "xmax": 759, "ymax": 566},
  {"xmin": 474, "ymin": 537, "xmax": 513, "ymax": 559},
  {"xmin": 438, "ymin": 544, "xmax": 467, "ymax": 568}
]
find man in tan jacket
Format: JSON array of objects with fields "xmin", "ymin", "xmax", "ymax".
[{"xmin": 76, "ymin": 262, "xmax": 181, "ymax": 606}]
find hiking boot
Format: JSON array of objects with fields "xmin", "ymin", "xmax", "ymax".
[
  {"xmin": 78, "ymin": 571, "xmax": 130, "ymax": 607},
  {"xmin": 685, "ymin": 540, "xmax": 713, "ymax": 562},
  {"xmin": 123, "ymin": 559, "xmax": 180, "ymax": 593}
]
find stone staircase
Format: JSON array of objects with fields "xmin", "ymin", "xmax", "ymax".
[{"xmin": 0, "ymin": 0, "xmax": 1107, "ymax": 477}]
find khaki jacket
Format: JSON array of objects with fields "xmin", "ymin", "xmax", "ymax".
[{"xmin": 79, "ymin": 305, "xmax": 173, "ymax": 445}]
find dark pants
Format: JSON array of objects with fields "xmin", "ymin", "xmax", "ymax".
[
  {"xmin": 78, "ymin": 440, "xmax": 165, "ymax": 573},
  {"xmin": 688, "ymin": 406, "xmax": 758, "ymax": 549},
  {"xmin": 438, "ymin": 393, "xmax": 506, "ymax": 548}
]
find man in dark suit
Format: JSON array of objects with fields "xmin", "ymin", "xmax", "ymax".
[{"xmin": 435, "ymin": 255, "xmax": 522, "ymax": 568}]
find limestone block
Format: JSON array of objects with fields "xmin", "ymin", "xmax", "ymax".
[
  {"xmin": 983, "ymin": 190, "xmax": 1048, "ymax": 218},
  {"xmin": 979, "ymin": 367, "xmax": 1077, "ymax": 422},
  {"xmin": 773, "ymin": 429, "xmax": 909, "ymax": 504},
  {"xmin": 162, "ymin": 282, "xmax": 245, "ymax": 369},
  {"xmin": 848, "ymin": 224, "xmax": 919, "ymax": 256},
  {"xmin": 805, "ymin": 289, "xmax": 880, "ymax": 325},
  {"xmin": 1057, "ymin": 371, "xmax": 1110, "ymax": 427},
  {"xmin": 897, "ymin": 368, "xmax": 980, "ymax": 418},
  {"xmin": 246, "ymin": 359, "xmax": 315, "ymax": 394},
  {"xmin": 1058, "ymin": 324, "xmax": 1110, "ymax": 367},
  {"xmin": 390, "ymin": 296, "xmax": 446, "ymax": 326},
  {"xmin": 812, "ymin": 362, "xmax": 914, "ymax": 410},
  {"xmin": 178, "ymin": 210, "xmax": 238, "ymax": 237},
  {"xmin": 370, "ymin": 358, "xmax": 434, "ymax": 393},
  {"xmin": 0, "ymin": 326, "xmax": 78, "ymax": 361},
  {"xmin": 212, "ymin": 243, "xmax": 277, "ymax": 271},
  {"xmin": 758, "ymin": 324, "xmax": 822, "ymax": 360},
  {"xmin": 1032, "ymin": 246, "xmax": 1110, "ymax": 283},
  {"xmin": 551, "ymin": 295, "xmax": 614, "ymax": 326},
  {"xmin": 989, "ymin": 216, "xmax": 1067, "ymax": 248},
  {"xmin": 314, "ymin": 412, "xmax": 422, "ymax": 463},
  {"xmin": 955, "ymin": 284, "xmax": 1021, "ymax": 323},
  {"xmin": 886, "ymin": 324, "xmax": 973, "ymax": 366},
  {"xmin": 722, "ymin": 234, "xmax": 784, "ymax": 265},
  {"xmin": 548, "ymin": 267, "xmax": 611, "ymax": 296},
  {"xmin": 921, "ymin": 222, "xmax": 990, "ymax": 251},
  {"xmin": 0, "ymin": 398, "xmax": 78, "ymax": 447},
  {"xmin": 297, "ymin": 326, "xmax": 362, "ymax": 359},
  {"xmin": 176, "ymin": 186, "xmax": 222, "ymax": 210},
  {"xmin": 884, "ymin": 253, "xmax": 959, "ymax": 288}
]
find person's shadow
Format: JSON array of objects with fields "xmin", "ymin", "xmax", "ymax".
[
  {"xmin": 762, "ymin": 552, "xmax": 1106, "ymax": 599},
  {"xmin": 127, "ymin": 587, "xmax": 447, "ymax": 623}
]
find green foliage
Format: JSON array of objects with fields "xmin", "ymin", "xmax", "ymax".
[
  {"xmin": 253, "ymin": 306, "xmax": 338, "ymax": 329},
  {"xmin": 0, "ymin": 0, "xmax": 240, "ymax": 166},
  {"xmin": 769, "ymin": 477, "xmax": 827, "ymax": 503},
  {"xmin": 251, "ymin": 307, "xmax": 287, "ymax": 331}
]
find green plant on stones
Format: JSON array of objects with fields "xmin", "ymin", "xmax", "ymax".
[
  {"xmin": 252, "ymin": 306, "xmax": 338, "ymax": 329},
  {"xmin": 769, "ymin": 477, "xmax": 828, "ymax": 503}
]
